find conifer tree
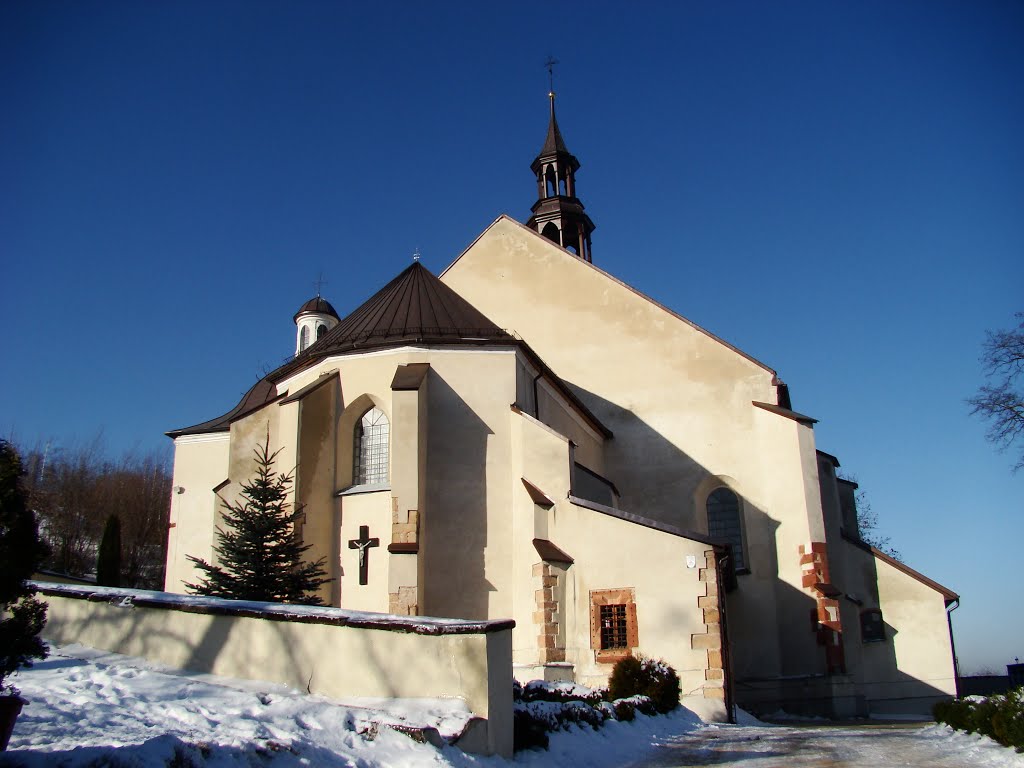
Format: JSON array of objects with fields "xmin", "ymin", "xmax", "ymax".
[
  {"xmin": 0, "ymin": 440, "xmax": 49, "ymax": 695},
  {"xmin": 96, "ymin": 514, "xmax": 121, "ymax": 587},
  {"xmin": 185, "ymin": 436, "xmax": 328, "ymax": 604}
]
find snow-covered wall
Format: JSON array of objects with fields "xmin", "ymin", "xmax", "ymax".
[{"xmin": 34, "ymin": 583, "xmax": 514, "ymax": 756}]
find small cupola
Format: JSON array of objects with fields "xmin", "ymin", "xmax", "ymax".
[
  {"xmin": 525, "ymin": 88, "xmax": 596, "ymax": 263},
  {"xmin": 294, "ymin": 296, "xmax": 340, "ymax": 356}
]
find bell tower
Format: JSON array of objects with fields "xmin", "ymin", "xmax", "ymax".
[{"xmin": 526, "ymin": 64, "xmax": 595, "ymax": 263}]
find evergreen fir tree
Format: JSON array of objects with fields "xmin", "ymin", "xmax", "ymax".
[
  {"xmin": 96, "ymin": 514, "xmax": 121, "ymax": 587},
  {"xmin": 185, "ymin": 436, "xmax": 328, "ymax": 604},
  {"xmin": 0, "ymin": 440, "xmax": 49, "ymax": 695}
]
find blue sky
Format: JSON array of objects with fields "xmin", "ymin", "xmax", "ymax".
[{"xmin": 2, "ymin": 1, "xmax": 1021, "ymax": 674}]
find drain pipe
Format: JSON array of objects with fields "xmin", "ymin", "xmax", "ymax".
[{"xmin": 946, "ymin": 598, "xmax": 961, "ymax": 698}]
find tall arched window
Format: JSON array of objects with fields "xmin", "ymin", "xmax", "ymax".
[
  {"xmin": 707, "ymin": 487, "xmax": 745, "ymax": 571},
  {"xmin": 299, "ymin": 326, "xmax": 310, "ymax": 352},
  {"xmin": 353, "ymin": 407, "xmax": 389, "ymax": 485},
  {"xmin": 316, "ymin": 323, "xmax": 327, "ymax": 341}
]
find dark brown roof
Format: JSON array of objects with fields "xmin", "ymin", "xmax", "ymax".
[
  {"xmin": 293, "ymin": 296, "xmax": 339, "ymax": 323},
  {"xmin": 531, "ymin": 95, "xmax": 580, "ymax": 176},
  {"xmin": 540, "ymin": 95, "xmax": 570, "ymax": 157},
  {"xmin": 533, "ymin": 538, "xmax": 573, "ymax": 564},
  {"xmin": 391, "ymin": 363, "xmax": 431, "ymax": 391},
  {"xmin": 752, "ymin": 401, "xmax": 818, "ymax": 426},
  {"xmin": 270, "ymin": 261, "xmax": 514, "ymax": 382},
  {"xmin": 167, "ymin": 376, "xmax": 280, "ymax": 438},
  {"xmin": 169, "ymin": 260, "xmax": 613, "ymax": 441},
  {"xmin": 522, "ymin": 478, "xmax": 555, "ymax": 507}
]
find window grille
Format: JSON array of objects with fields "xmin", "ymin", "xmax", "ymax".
[
  {"xmin": 353, "ymin": 407, "xmax": 389, "ymax": 485},
  {"xmin": 707, "ymin": 487, "xmax": 745, "ymax": 570},
  {"xmin": 599, "ymin": 604, "xmax": 628, "ymax": 650}
]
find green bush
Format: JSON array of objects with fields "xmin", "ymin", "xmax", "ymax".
[
  {"xmin": 934, "ymin": 687, "xmax": 1024, "ymax": 752},
  {"xmin": 607, "ymin": 655, "xmax": 681, "ymax": 714}
]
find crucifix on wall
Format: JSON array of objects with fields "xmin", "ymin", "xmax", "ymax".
[{"xmin": 347, "ymin": 525, "xmax": 380, "ymax": 585}]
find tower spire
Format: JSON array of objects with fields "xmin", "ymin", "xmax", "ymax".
[{"xmin": 526, "ymin": 59, "xmax": 595, "ymax": 263}]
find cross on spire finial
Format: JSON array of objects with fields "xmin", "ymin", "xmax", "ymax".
[
  {"xmin": 544, "ymin": 55, "xmax": 558, "ymax": 98},
  {"xmin": 313, "ymin": 272, "xmax": 328, "ymax": 297},
  {"xmin": 412, "ymin": 247, "xmax": 421, "ymax": 262}
]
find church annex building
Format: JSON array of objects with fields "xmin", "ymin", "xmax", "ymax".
[{"xmin": 164, "ymin": 93, "xmax": 959, "ymax": 720}]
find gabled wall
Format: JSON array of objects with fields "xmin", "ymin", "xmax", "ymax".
[
  {"xmin": 443, "ymin": 217, "xmax": 833, "ymax": 689},
  {"xmin": 443, "ymin": 216, "xmax": 782, "ymax": 531}
]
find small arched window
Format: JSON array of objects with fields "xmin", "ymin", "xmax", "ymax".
[
  {"xmin": 316, "ymin": 323, "xmax": 327, "ymax": 341},
  {"xmin": 541, "ymin": 222, "xmax": 560, "ymax": 246},
  {"xmin": 353, "ymin": 407, "xmax": 389, "ymax": 485},
  {"xmin": 707, "ymin": 487, "xmax": 745, "ymax": 571},
  {"xmin": 299, "ymin": 325, "xmax": 310, "ymax": 352}
]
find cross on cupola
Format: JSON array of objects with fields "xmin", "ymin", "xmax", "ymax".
[
  {"xmin": 348, "ymin": 525, "xmax": 380, "ymax": 585},
  {"xmin": 526, "ymin": 57, "xmax": 596, "ymax": 263}
]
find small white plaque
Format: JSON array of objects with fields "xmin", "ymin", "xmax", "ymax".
[{"xmin": 686, "ymin": 555, "xmax": 696, "ymax": 569}]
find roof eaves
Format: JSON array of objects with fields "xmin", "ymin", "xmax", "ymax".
[
  {"xmin": 841, "ymin": 531, "xmax": 959, "ymax": 603},
  {"xmin": 753, "ymin": 401, "xmax": 818, "ymax": 426}
]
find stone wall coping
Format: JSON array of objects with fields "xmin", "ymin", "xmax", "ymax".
[{"xmin": 33, "ymin": 582, "xmax": 515, "ymax": 635}]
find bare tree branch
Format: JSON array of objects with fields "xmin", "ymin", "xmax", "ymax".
[{"xmin": 968, "ymin": 312, "xmax": 1024, "ymax": 472}]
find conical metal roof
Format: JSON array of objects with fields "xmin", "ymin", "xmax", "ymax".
[
  {"xmin": 539, "ymin": 94, "xmax": 571, "ymax": 157},
  {"xmin": 271, "ymin": 261, "xmax": 513, "ymax": 380}
]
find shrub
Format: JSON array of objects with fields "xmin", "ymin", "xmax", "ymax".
[
  {"xmin": 0, "ymin": 440, "xmax": 49, "ymax": 696},
  {"xmin": 522, "ymin": 679, "xmax": 604, "ymax": 706},
  {"xmin": 934, "ymin": 688, "xmax": 1024, "ymax": 752},
  {"xmin": 607, "ymin": 655, "xmax": 681, "ymax": 714},
  {"xmin": 513, "ymin": 708, "xmax": 549, "ymax": 751}
]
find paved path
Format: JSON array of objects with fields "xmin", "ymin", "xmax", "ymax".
[{"xmin": 627, "ymin": 722, "xmax": 1019, "ymax": 767}]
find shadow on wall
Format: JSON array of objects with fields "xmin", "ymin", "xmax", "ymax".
[
  {"xmin": 424, "ymin": 373, "xmax": 495, "ymax": 620},
  {"xmin": 564, "ymin": 382, "xmax": 953, "ymax": 718},
  {"xmin": 569, "ymin": 383, "xmax": 815, "ymax": 684}
]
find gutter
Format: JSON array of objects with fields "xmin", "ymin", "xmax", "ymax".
[{"xmin": 946, "ymin": 598, "xmax": 961, "ymax": 698}]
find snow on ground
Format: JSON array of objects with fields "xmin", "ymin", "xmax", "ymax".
[{"xmin": 1, "ymin": 645, "xmax": 1022, "ymax": 767}]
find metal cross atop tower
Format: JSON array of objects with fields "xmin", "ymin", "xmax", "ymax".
[
  {"xmin": 544, "ymin": 55, "xmax": 559, "ymax": 96},
  {"xmin": 313, "ymin": 272, "xmax": 328, "ymax": 297}
]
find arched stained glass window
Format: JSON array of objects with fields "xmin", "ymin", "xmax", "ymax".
[
  {"xmin": 707, "ymin": 487, "xmax": 745, "ymax": 571},
  {"xmin": 353, "ymin": 407, "xmax": 389, "ymax": 485}
]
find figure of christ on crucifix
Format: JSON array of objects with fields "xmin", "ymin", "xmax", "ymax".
[{"xmin": 347, "ymin": 525, "xmax": 379, "ymax": 585}]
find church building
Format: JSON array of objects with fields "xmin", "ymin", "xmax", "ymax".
[{"xmin": 165, "ymin": 90, "xmax": 959, "ymax": 720}]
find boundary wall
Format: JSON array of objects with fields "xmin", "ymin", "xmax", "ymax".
[{"xmin": 35, "ymin": 582, "xmax": 514, "ymax": 756}]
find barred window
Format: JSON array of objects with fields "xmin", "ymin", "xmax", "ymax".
[
  {"xmin": 599, "ymin": 604, "xmax": 628, "ymax": 650},
  {"xmin": 590, "ymin": 588, "xmax": 637, "ymax": 662},
  {"xmin": 353, "ymin": 407, "xmax": 389, "ymax": 485},
  {"xmin": 707, "ymin": 487, "xmax": 745, "ymax": 571}
]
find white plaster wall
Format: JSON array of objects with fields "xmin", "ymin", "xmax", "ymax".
[
  {"xmin": 337, "ymin": 490, "xmax": 392, "ymax": 611},
  {"xmin": 165, "ymin": 434, "xmax": 230, "ymax": 593},
  {"xmin": 442, "ymin": 216, "xmax": 779, "ymax": 530},
  {"xmin": 39, "ymin": 588, "xmax": 513, "ymax": 756}
]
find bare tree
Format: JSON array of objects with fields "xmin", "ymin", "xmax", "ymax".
[
  {"xmin": 838, "ymin": 472, "xmax": 901, "ymax": 561},
  {"xmin": 968, "ymin": 312, "xmax": 1024, "ymax": 472},
  {"xmin": 19, "ymin": 437, "xmax": 171, "ymax": 588}
]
